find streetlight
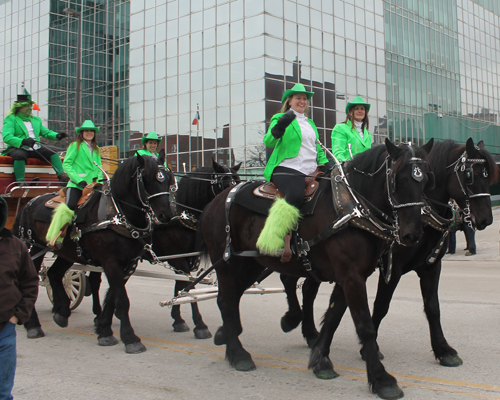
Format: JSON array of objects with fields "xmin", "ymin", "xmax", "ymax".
[{"xmin": 63, "ymin": 7, "xmax": 82, "ymax": 126}]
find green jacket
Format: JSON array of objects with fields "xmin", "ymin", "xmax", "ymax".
[
  {"xmin": 136, "ymin": 149, "xmax": 159, "ymax": 157},
  {"xmin": 63, "ymin": 141, "xmax": 103, "ymax": 189},
  {"xmin": 1, "ymin": 114, "xmax": 59, "ymax": 155},
  {"xmin": 263, "ymin": 113, "xmax": 328, "ymax": 181},
  {"xmin": 331, "ymin": 120, "xmax": 372, "ymax": 162}
]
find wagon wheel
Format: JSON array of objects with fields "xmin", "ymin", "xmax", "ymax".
[{"xmin": 46, "ymin": 270, "xmax": 87, "ymax": 311}]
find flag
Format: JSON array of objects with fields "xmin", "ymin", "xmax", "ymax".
[
  {"xmin": 192, "ymin": 111, "xmax": 200, "ymax": 125},
  {"xmin": 24, "ymin": 87, "xmax": 41, "ymax": 111}
]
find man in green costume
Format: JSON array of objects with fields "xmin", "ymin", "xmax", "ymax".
[{"xmin": 1, "ymin": 93, "xmax": 68, "ymax": 183}]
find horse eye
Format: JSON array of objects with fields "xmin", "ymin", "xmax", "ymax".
[{"xmin": 483, "ymin": 168, "xmax": 488, "ymax": 178}]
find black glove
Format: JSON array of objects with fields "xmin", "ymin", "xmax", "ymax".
[
  {"xmin": 319, "ymin": 161, "xmax": 335, "ymax": 174},
  {"xmin": 21, "ymin": 138, "xmax": 37, "ymax": 148},
  {"xmin": 56, "ymin": 132, "xmax": 67, "ymax": 140},
  {"xmin": 271, "ymin": 110, "xmax": 296, "ymax": 139},
  {"xmin": 78, "ymin": 181, "xmax": 88, "ymax": 188}
]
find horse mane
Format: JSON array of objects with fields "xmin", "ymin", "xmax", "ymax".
[
  {"xmin": 110, "ymin": 155, "xmax": 159, "ymax": 196},
  {"xmin": 344, "ymin": 144, "xmax": 388, "ymax": 195},
  {"xmin": 176, "ymin": 166, "xmax": 216, "ymax": 213}
]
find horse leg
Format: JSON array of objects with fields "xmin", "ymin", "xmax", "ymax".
[
  {"xmin": 190, "ymin": 298, "xmax": 212, "ymax": 339},
  {"xmin": 360, "ymin": 271, "xmax": 403, "ymax": 361},
  {"xmin": 279, "ymin": 274, "xmax": 303, "ymax": 333},
  {"xmin": 309, "ymin": 283, "xmax": 347, "ymax": 379},
  {"xmin": 46, "ymin": 257, "xmax": 74, "ymax": 328},
  {"xmin": 24, "ymin": 255, "xmax": 45, "ymax": 339},
  {"xmin": 344, "ymin": 278, "xmax": 403, "ymax": 399},
  {"xmin": 104, "ymin": 261, "xmax": 146, "ymax": 354},
  {"xmin": 418, "ymin": 262, "xmax": 462, "ymax": 367},
  {"xmin": 215, "ymin": 258, "xmax": 261, "ymax": 371},
  {"xmin": 301, "ymin": 277, "xmax": 321, "ymax": 348},
  {"xmin": 88, "ymin": 271, "xmax": 103, "ymax": 322},
  {"xmin": 171, "ymin": 280, "xmax": 190, "ymax": 333},
  {"xmin": 95, "ymin": 287, "xmax": 119, "ymax": 347}
]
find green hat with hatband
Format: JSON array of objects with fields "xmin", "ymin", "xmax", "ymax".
[
  {"xmin": 141, "ymin": 131, "xmax": 162, "ymax": 146},
  {"xmin": 75, "ymin": 120, "xmax": 100, "ymax": 135},
  {"xmin": 345, "ymin": 96, "xmax": 371, "ymax": 114},
  {"xmin": 281, "ymin": 83, "xmax": 314, "ymax": 103}
]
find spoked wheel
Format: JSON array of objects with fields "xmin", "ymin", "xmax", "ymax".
[{"xmin": 46, "ymin": 270, "xmax": 87, "ymax": 310}]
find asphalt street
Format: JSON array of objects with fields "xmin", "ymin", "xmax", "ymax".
[{"xmin": 11, "ymin": 207, "xmax": 500, "ymax": 400}]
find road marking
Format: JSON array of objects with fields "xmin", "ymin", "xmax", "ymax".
[{"xmin": 41, "ymin": 323, "xmax": 500, "ymax": 398}]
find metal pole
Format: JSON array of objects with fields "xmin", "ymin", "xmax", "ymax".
[{"xmin": 75, "ymin": 12, "xmax": 82, "ymax": 126}]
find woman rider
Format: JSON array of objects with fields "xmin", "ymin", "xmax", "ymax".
[
  {"xmin": 46, "ymin": 120, "xmax": 103, "ymax": 247},
  {"xmin": 137, "ymin": 131, "xmax": 162, "ymax": 158},
  {"xmin": 256, "ymin": 83, "xmax": 329, "ymax": 256},
  {"xmin": 331, "ymin": 96, "xmax": 372, "ymax": 161}
]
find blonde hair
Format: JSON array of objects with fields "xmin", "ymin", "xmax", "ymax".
[{"xmin": 279, "ymin": 95, "xmax": 309, "ymax": 117}]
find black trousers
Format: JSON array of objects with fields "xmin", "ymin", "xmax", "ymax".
[
  {"xmin": 66, "ymin": 187, "xmax": 83, "ymax": 211},
  {"xmin": 271, "ymin": 166, "xmax": 305, "ymax": 208},
  {"xmin": 6, "ymin": 147, "xmax": 57, "ymax": 162}
]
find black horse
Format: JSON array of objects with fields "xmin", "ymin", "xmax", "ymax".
[
  {"xmin": 280, "ymin": 138, "xmax": 499, "ymax": 368},
  {"xmin": 14, "ymin": 153, "xmax": 175, "ymax": 353},
  {"xmin": 71, "ymin": 159, "xmax": 241, "ymax": 339},
  {"xmin": 200, "ymin": 139, "xmax": 434, "ymax": 399}
]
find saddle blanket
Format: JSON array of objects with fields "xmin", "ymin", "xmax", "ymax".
[{"xmin": 34, "ymin": 192, "xmax": 100, "ymax": 224}]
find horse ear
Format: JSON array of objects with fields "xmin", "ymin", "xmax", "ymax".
[
  {"xmin": 476, "ymin": 140, "xmax": 485, "ymax": 150},
  {"xmin": 384, "ymin": 138, "xmax": 402, "ymax": 160},
  {"xmin": 212, "ymin": 158, "xmax": 225, "ymax": 173},
  {"xmin": 465, "ymin": 137, "xmax": 475, "ymax": 155},
  {"xmin": 231, "ymin": 162, "xmax": 242, "ymax": 172},
  {"xmin": 136, "ymin": 153, "xmax": 145, "ymax": 168},
  {"xmin": 158, "ymin": 149, "xmax": 166, "ymax": 164},
  {"xmin": 421, "ymin": 137, "xmax": 434, "ymax": 155}
]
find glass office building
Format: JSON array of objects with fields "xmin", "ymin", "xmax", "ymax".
[
  {"xmin": 0, "ymin": 0, "xmax": 129, "ymax": 156},
  {"xmin": 2, "ymin": 0, "xmax": 500, "ymax": 168}
]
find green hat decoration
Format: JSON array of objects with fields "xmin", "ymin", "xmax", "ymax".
[
  {"xmin": 142, "ymin": 131, "xmax": 162, "ymax": 146},
  {"xmin": 345, "ymin": 96, "xmax": 371, "ymax": 114},
  {"xmin": 75, "ymin": 120, "xmax": 100, "ymax": 135},
  {"xmin": 281, "ymin": 83, "xmax": 314, "ymax": 103}
]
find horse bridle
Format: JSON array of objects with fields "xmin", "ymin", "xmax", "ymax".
[
  {"xmin": 211, "ymin": 165, "xmax": 239, "ymax": 196},
  {"xmin": 446, "ymin": 150, "xmax": 489, "ymax": 228},
  {"xmin": 135, "ymin": 164, "xmax": 172, "ymax": 225}
]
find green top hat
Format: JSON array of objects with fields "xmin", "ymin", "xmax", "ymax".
[
  {"xmin": 281, "ymin": 83, "xmax": 314, "ymax": 103},
  {"xmin": 142, "ymin": 131, "xmax": 162, "ymax": 146},
  {"xmin": 345, "ymin": 96, "xmax": 371, "ymax": 114},
  {"xmin": 75, "ymin": 120, "xmax": 100, "ymax": 135}
]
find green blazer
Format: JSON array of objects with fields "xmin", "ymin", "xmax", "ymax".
[
  {"xmin": 1, "ymin": 114, "xmax": 59, "ymax": 155},
  {"xmin": 263, "ymin": 113, "xmax": 328, "ymax": 181},
  {"xmin": 63, "ymin": 141, "xmax": 103, "ymax": 189},
  {"xmin": 331, "ymin": 120, "xmax": 372, "ymax": 162}
]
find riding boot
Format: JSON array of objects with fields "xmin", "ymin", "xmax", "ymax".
[
  {"xmin": 46, "ymin": 203, "xmax": 75, "ymax": 247},
  {"xmin": 13, "ymin": 159, "xmax": 26, "ymax": 182},
  {"xmin": 256, "ymin": 197, "xmax": 300, "ymax": 256}
]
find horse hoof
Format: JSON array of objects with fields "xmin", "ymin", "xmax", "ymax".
[
  {"xmin": 173, "ymin": 322, "xmax": 190, "ymax": 333},
  {"xmin": 439, "ymin": 354, "xmax": 463, "ymax": 367},
  {"xmin": 125, "ymin": 342, "xmax": 147, "ymax": 354},
  {"xmin": 214, "ymin": 327, "xmax": 226, "ymax": 346},
  {"xmin": 280, "ymin": 314, "xmax": 301, "ymax": 333},
  {"xmin": 53, "ymin": 313, "xmax": 68, "ymax": 328},
  {"xmin": 194, "ymin": 328, "xmax": 212, "ymax": 340},
  {"xmin": 313, "ymin": 367, "xmax": 339, "ymax": 380},
  {"xmin": 234, "ymin": 359, "xmax": 256, "ymax": 372},
  {"xmin": 98, "ymin": 336, "xmax": 119, "ymax": 346},
  {"xmin": 27, "ymin": 327, "xmax": 45, "ymax": 339},
  {"xmin": 375, "ymin": 384, "xmax": 404, "ymax": 400}
]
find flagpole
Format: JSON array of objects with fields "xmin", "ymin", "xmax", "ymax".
[{"xmin": 196, "ymin": 103, "xmax": 200, "ymax": 169}]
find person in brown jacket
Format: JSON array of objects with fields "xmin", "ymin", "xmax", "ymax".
[{"xmin": 0, "ymin": 196, "xmax": 39, "ymax": 400}]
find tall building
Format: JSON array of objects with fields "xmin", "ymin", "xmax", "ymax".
[
  {"xmin": 0, "ymin": 0, "xmax": 129, "ymax": 156},
  {"xmin": 1, "ymin": 0, "xmax": 500, "ymax": 171}
]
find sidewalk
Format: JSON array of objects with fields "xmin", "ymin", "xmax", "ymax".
[{"xmin": 443, "ymin": 205, "xmax": 499, "ymax": 262}]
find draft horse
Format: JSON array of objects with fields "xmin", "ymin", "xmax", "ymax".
[
  {"xmin": 72, "ymin": 159, "xmax": 241, "ymax": 339},
  {"xmin": 280, "ymin": 138, "xmax": 499, "ymax": 369},
  {"xmin": 200, "ymin": 139, "xmax": 434, "ymax": 399},
  {"xmin": 15, "ymin": 153, "xmax": 174, "ymax": 353}
]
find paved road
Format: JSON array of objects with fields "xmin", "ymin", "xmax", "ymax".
[{"xmin": 12, "ymin": 208, "xmax": 500, "ymax": 400}]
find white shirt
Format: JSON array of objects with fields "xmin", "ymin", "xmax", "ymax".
[
  {"xmin": 354, "ymin": 120, "xmax": 364, "ymax": 139},
  {"xmin": 23, "ymin": 121, "xmax": 41, "ymax": 150},
  {"xmin": 84, "ymin": 140, "xmax": 93, "ymax": 154},
  {"xmin": 279, "ymin": 110, "xmax": 318, "ymax": 176}
]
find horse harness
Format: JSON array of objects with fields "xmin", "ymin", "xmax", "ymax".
[{"xmin": 219, "ymin": 147, "xmax": 427, "ymax": 283}]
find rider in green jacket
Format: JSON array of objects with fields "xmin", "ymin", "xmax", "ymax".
[
  {"xmin": 331, "ymin": 96, "xmax": 372, "ymax": 162},
  {"xmin": 136, "ymin": 131, "xmax": 162, "ymax": 158}
]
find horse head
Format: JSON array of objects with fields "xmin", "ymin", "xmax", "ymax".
[
  {"xmin": 211, "ymin": 158, "xmax": 242, "ymax": 195},
  {"xmin": 441, "ymin": 138, "xmax": 499, "ymax": 230},
  {"xmin": 111, "ymin": 151, "xmax": 174, "ymax": 227},
  {"xmin": 384, "ymin": 138, "xmax": 434, "ymax": 246}
]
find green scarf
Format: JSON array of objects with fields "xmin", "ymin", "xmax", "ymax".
[{"xmin": 16, "ymin": 112, "xmax": 32, "ymax": 121}]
